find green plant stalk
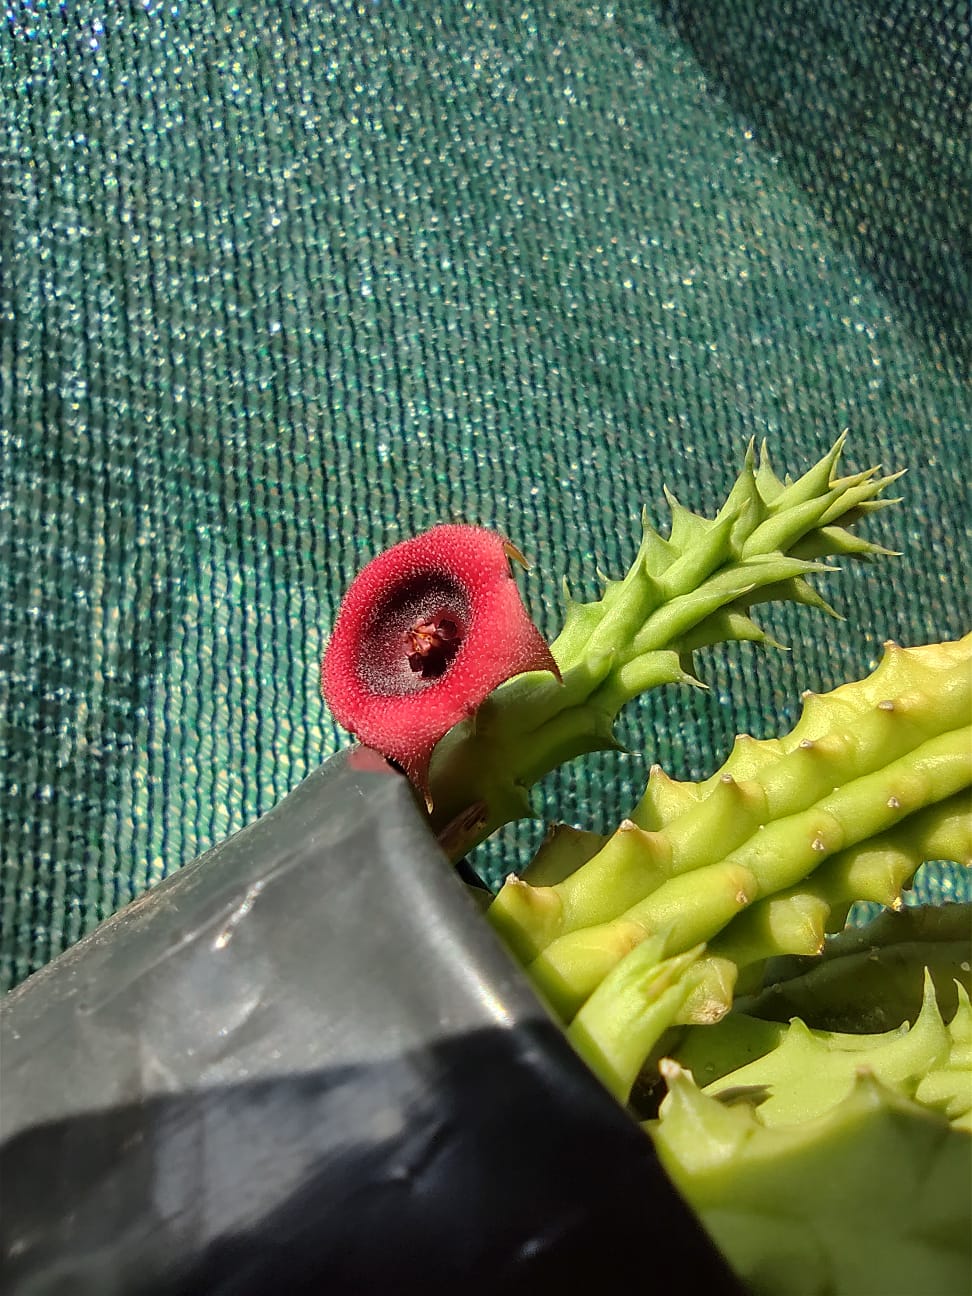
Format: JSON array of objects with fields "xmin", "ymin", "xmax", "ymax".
[
  {"xmin": 671, "ymin": 954, "xmax": 972, "ymax": 1131},
  {"xmin": 649, "ymin": 1065, "xmax": 971, "ymax": 1296},
  {"xmin": 700, "ymin": 971, "xmax": 951, "ymax": 1126},
  {"xmin": 426, "ymin": 437, "xmax": 902, "ymax": 857},
  {"xmin": 674, "ymin": 915, "xmax": 972, "ymax": 1094},
  {"xmin": 915, "ymin": 984, "xmax": 972, "ymax": 1128},
  {"xmin": 526, "ymin": 857, "xmax": 759, "ymax": 1020},
  {"xmin": 743, "ymin": 902, "xmax": 972, "ymax": 1033},
  {"xmin": 521, "ymin": 823, "xmax": 608, "ymax": 887},
  {"xmin": 562, "ymin": 943, "xmax": 742, "ymax": 1091},
  {"xmin": 527, "ymin": 724, "xmax": 970, "ymax": 1017},
  {"xmin": 671, "ymin": 1012, "xmax": 795, "ymax": 1088},
  {"xmin": 489, "ymin": 637, "xmax": 971, "ymax": 960},
  {"xmin": 707, "ymin": 793, "xmax": 972, "ymax": 971},
  {"xmin": 562, "ymin": 936, "xmax": 707, "ymax": 1103},
  {"xmin": 676, "ymin": 966, "xmax": 972, "ymax": 1113}
]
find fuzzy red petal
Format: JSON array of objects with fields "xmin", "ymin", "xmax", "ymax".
[{"xmin": 321, "ymin": 525, "xmax": 559, "ymax": 801}]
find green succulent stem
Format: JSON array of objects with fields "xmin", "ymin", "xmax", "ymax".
[
  {"xmin": 649, "ymin": 1065, "xmax": 971, "ymax": 1296},
  {"xmin": 743, "ymin": 902, "xmax": 972, "ymax": 1033},
  {"xmin": 649, "ymin": 969, "xmax": 972, "ymax": 1294},
  {"xmin": 427, "ymin": 437, "xmax": 902, "ymax": 859},
  {"xmin": 489, "ymin": 638, "xmax": 971, "ymax": 993},
  {"xmin": 674, "ymin": 967, "xmax": 972, "ymax": 1117},
  {"xmin": 701, "ymin": 970, "xmax": 951, "ymax": 1126},
  {"xmin": 486, "ymin": 635, "xmax": 970, "ymax": 1124},
  {"xmin": 707, "ymin": 794, "xmax": 972, "ymax": 973},
  {"xmin": 526, "ymin": 720, "xmax": 969, "ymax": 1018},
  {"xmin": 563, "ymin": 936, "xmax": 707, "ymax": 1103}
]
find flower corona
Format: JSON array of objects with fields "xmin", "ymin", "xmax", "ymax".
[{"xmin": 321, "ymin": 524, "xmax": 560, "ymax": 803}]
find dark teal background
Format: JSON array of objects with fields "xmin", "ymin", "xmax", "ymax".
[{"xmin": 1, "ymin": 1, "xmax": 969, "ymax": 991}]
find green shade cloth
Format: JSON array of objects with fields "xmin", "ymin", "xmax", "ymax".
[{"xmin": 1, "ymin": 0, "xmax": 969, "ymax": 992}]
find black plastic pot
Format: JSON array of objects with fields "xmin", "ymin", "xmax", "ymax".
[{"xmin": 0, "ymin": 748, "xmax": 743, "ymax": 1295}]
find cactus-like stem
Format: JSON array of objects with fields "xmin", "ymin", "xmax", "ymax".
[
  {"xmin": 652, "ymin": 976, "xmax": 971, "ymax": 1272},
  {"xmin": 520, "ymin": 823, "xmax": 608, "ymax": 887},
  {"xmin": 672, "ymin": 969, "xmax": 972, "ymax": 1124},
  {"xmin": 489, "ymin": 637, "xmax": 971, "ymax": 980},
  {"xmin": 649, "ymin": 1064, "xmax": 972, "ymax": 1295},
  {"xmin": 427, "ymin": 437, "xmax": 902, "ymax": 856},
  {"xmin": 708, "ymin": 793, "xmax": 972, "ymax": 971},
  {"xmin": 526, "ymin": 722, "xmax": 970, "ymax": 1017},
  {"xmin": 563, "ymin": 937, "xmax": 707, "ymax": 1103},
  {"xmin": 915, "ymin": 984, "xmax": 972, "ymax": 1126},
  {"xmin": 743, "ymin": 902, "xmax": 972, "ymax": 1033},
  {"xmin": 699, "ymin": 971, "xmax": 951, "ymax": 1126}
]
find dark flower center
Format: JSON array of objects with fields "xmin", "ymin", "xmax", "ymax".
[
  {"xmin": 359, "ymin": 571, "xmax": 469, "ymax": 694},
  {"xmin": 404, "ymin": 615, "xmax": 461, "ymax": 678}
]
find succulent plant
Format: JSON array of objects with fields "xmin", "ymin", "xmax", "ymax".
[
  {"xmin": 320, "ymin": 436, "xmax": 970, "ymax": 1294},
  {"xmin": 689, "ymin": 971, "xmax": 959, "ymax": 1127},
  {"xmin": 743, "ymin": 901, "xmax": 972, "ymax": 1033},
  {"xmin": 423, "ymin": 434, "xmax": 904, "ymax": 854},
  {"xmin": 490, "ymin": 637, "xmax": 969, "ymax": 1026},
  {"xmin": 649, "ymin": 1062, "xmax": 971, "ymax": 1296},
  {"xmin": 487, "ymin": 633, "xmax": 970, "ymax": 1291}
]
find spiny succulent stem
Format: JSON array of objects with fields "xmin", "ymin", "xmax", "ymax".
[
  {"xmin": 524, "ymin": 724, "xmax": 970, "ymax": 1018},
  {"xmin": 709, "ymin": 792, "xmax": 972, "ymax": 973},
  {"xmin": 426, "ymin": 436, "xmax": 902, "ymax": 859},
  {"xmin": 650, "ymin": 1061, "xmax": 971, "ymax": 1296},
  {"xmin": 564, "ymin": 937, "xmax": 705, "ymax": 1103},
  {"xmin": 490, "ymin": 639, "xmax": 970, "ymax": 971},
  {"xmin": 487, "ymin": 633, "xmax": 970, "ymax": 1117}
]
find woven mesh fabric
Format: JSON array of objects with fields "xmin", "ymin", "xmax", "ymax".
[{"xmin": 1, "ymin": 1, "xmax": 969, "ymax": 992}]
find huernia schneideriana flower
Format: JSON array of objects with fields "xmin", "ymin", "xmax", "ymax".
[{"xmin": 321, "ymin": 524, "xmax": 561, "ymax": 804}]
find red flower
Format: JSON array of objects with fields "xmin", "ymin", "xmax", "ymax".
[{"xmin": 321, "ymin": 525, "xmax": 560, "ymax": 803}]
